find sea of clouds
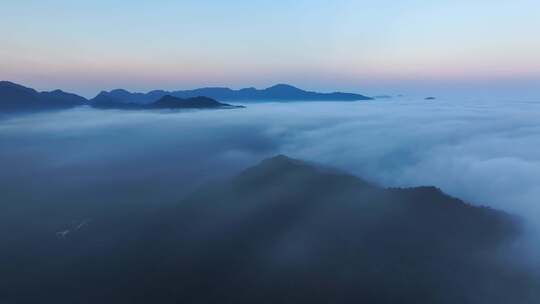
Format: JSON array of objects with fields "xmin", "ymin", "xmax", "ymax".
[
  {"xmin": 0, "ymin": 99, "xmax": 538, "ymax": 219},
  {"xmin": 2, "ymin": 98, "xmax": 539, "ymax": 217},
  {"xmin": 2, "ymin": 97, "xmax": 540, "ymax": 269},
  {"xmin": 2, "ymin": 96, "xmax": 540, "ymax": 302}
]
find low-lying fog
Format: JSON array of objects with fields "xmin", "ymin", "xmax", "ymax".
[{"xmin": 1, "ymin": 97, "xmax": 539, "ymax": 267}]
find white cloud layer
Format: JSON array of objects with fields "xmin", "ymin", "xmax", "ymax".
[{"xmin": 1, "ymin": 98, "xmax": 539, "ymax": 223}]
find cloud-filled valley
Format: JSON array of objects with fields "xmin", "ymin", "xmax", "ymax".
[
  {"xmin": 2, "ymin": 98, "xmax": 539, "ymax": 218},
  {"xmin": 2, "ymin": 98, "xmax": 540, "ymax": 303}
]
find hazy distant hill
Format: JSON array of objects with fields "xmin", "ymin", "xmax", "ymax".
[
  {"xmin": 1, "ymin": 81, "xmax": 370, "ymax": 113},
  {"xmin": 0, "ymin": 81, "xmax": 87, "ymax": 112},
  {"xmin": 3, "ymin": 155, "xmax": 537, "ymax": 304},
  {"xmin": 0, "ymin": 81, "xmax": 242, "ymax": 112},
  {"xmin": 92, "ymin": 94, "xmax": 241, "ymax": 110},
  {"xmin": 91, "ymin": 84, "xmax": 373, "ymax": 104}
]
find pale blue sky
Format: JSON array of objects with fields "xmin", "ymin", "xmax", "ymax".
[{"xmin": 1, "ymin": 0, "xmax": 539, "ymax": 98}]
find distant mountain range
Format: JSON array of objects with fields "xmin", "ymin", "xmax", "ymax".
[
  {"xmin": 93, "ymin": 84, "xmax": 373, "ymax": 104},
  {"xmin": 0, "ymin": 81, "xmax": 238, "ymax": 112},
  {"xmin": 4, "ymin": 155, "xmax": 535, "ymax": 303},
  {"xmin": 0, "ymin": 81, "xmax": 372, "ymax": 113},
  {"xmin": 0, "ymin": 81, "xmax": 87, "ymax": 112}
]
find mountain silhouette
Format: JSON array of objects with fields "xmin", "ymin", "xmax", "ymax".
[
  {"xmin": 1, "ymin": 81, "xmax": 371, "ymax": 113},
  {"xmin": 151, "ymin": 95, "xmax": 237, "ymax": 108},
  {"xmin": 91, "ymin": 84, "xmax": 372, "ymax": 104},
  {"xmin": 3, "ymin": 155, "xmax": 537, "ymax": 304},
  {"xmin": 0, "ymin": 81, "xmax": 87, "ymax": 112},
  {"xmin": 0, "ymin": 81, "xmax": 242, "ymax": 112},
  {"xmin": 91, "ymin": 94, "xmax": 241, "ymax": 109}
]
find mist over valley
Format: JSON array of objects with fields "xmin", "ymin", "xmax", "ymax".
[{"xmin": 1, "ymin": 97, "xmax": 540, "ymax": 303}]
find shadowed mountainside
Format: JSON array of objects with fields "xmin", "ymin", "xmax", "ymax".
[
  {"xmin": 91, "ymin": 84, "xmax": 373, "ymax": 104},
  {"xmin": 0, "ymin": 81, "xmax": 87, "ymax": 112},
  {"xmin": 1, "ymin": 155, "xmax": 538, "ymax": 304},
  {"xmin": 0, "ymin": 81, "xmax": 243, "ymax": 112},
  {"xmin": 91, "ymin": 94, "xmax": 242, "ymax": 110},
  {"xmin": 1, "ymin": 81, "xmax": 368, "ymax": 113}
]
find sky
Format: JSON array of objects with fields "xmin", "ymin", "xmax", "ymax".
[{"xmin": 1, "ymin": 0, "xmax": 540, "ymax": 98}]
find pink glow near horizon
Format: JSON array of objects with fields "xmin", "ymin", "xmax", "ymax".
[{"xmin": 1, "ymin": 1, "xmax": 539, "ymax": 98}]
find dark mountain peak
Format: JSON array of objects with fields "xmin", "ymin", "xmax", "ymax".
[
  {"xmin": 90, "ymin": 92, "xmax": 242, "ymax": 110},
  {"xmin": 92, "ymin": 91, "xmax": 114, "ymax": 101},
  {"xmin": 110, "ymin": 89, "xmax": 132, "ymax": 94},
  {"xmin": 0, "ymin": 80, "xmax": 37, "ymax": 94},
  {"xmin": 262, "ymin": 154, "xmax": 298, "ymax": 164},
  {"xmin": 146, "ymin": 95, "xmax": 241, "ymax": 110},
  {"xmin": 190, "ymin": 87, "xmax": 233, "ymax": 92},
  {"xmin": 266, "ymin": 84, "xmax": 302, "ymax": 92},
  {"xmin": 40, "ymin": 89, "xmax": 88, "ymax": 103},
  {"xmin": 239, "ymin": 87, "xmax": 256, "ymax": 91},
  {"xmin": 242, "ymin": 156, "xmax": 518, "ymax": 227},
  {"xmin": 0, "ymin": 80, "xmax": 24, "ymax": 87},
  {"xmin": 235, "ymin": 155, "xmax": 372, "ymax": 192},
  {"xmin": 161, "ymin": 94, "xmax": 213, "ymax": 101},
  {"xmin": 250, "ymin": 154, "xmax": 307, "ymax": 174},
  {"xmin": 153, "ymin": 95, "xmax": 226, "ymax": 108},
  {"xmin": 104, "ymin": 89, "xmax": 139, "ymax": 99},
  {"xmin": 42, "ymin": 88, "xmax": 86, "ymax": 98},
  {"xmin": 91, "ymin": 89, "xmax": 158, "ymax": 105},
  {"xmin": 252, "ymin": 154, "xmax": 308, "ymax": 171},
  {"xmin": 0, "ymin": 80, "xmax": 13, "ymax": 85},
  {"xmin": 0, "ymin": 80, "xmax": 21, "ymax": 87},
  {"xmin": 0, "ymin": 81, "xmax": 86, "ymax": 112},
  {"xmin": 236, "ymin": 155, "xmax": 306, "ymax": 184},
  {"xmin": 258, "ymin": 154, "xmax": 333, "ymax": 173},
  {"xmin": 148, "ymin": 89, "xmax": 167, "ymax": 95}
]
